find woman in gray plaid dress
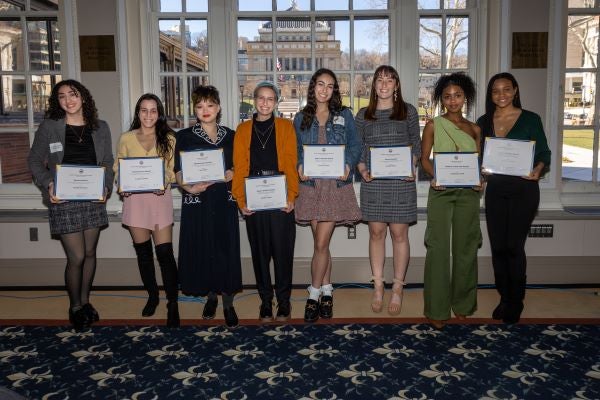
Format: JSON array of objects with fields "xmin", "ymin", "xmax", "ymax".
[{"xmin": 356, "ymin": 65, "xmax": 421, "ymax": 316}]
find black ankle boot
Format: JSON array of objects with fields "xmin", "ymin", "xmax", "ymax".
[
  {"xmin": 69, "ymin": 307, "xmax": 88, "ymax": 332},
  {"xmin": 82, "ymin": 303, "xmax": 100, "ymax": 324},
  {"xmin": 167, "ymin": 301, "xmax": 180, "ymax": 328},
  {"xmin": 133, "ymin": 240, "xmax": 159, "ymax": 316}
]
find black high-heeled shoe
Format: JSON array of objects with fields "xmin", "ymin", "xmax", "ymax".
[
  {"xmin": 68, "ymin": 308, "xmax": 89, "ymax": 332},
  {"xmin": 82, "ymin": 303, "xmax": 100, "ymax": 324},
  {"xmin": 142, "ymin": 296, "xmax": 159, "ymax": 317},
  {"xmin": 166, "ymin": 301, "xmax": 180, "ymax": 328}
]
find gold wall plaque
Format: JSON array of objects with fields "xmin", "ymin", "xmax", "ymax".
[
  {"xmin": 512, "ymin": 32, "xmax": 548, "ymax": 69},
  {"xmin": 79, "ymin": 35, "xmax": 116, "ymax": 72}
]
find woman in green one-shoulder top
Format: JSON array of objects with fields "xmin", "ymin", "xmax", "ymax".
[{"xmin": 420, "ymin": 73, "xmax": 483, "ymax": 330}]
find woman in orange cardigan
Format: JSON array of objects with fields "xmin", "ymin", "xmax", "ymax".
[{"xmin": 232, "ymin": 81, "xmax": 299, "ymax": 323}]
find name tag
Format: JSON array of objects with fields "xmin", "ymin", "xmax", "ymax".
[
  {"xmin": 333, "ymin": 116, "xmax": 345, "ymax": 125},
  {"xmin": 50, "ymin": 142, "xmax": 63, "ymax": 153}
]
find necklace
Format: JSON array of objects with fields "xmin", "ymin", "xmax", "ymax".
[
  {"xmin": 254, "ymin": 123, "xmax": 274, "ymax": 149},
  {"xmin": 67, "ymin": 124, "xmax": 86, "ymax": 143}
]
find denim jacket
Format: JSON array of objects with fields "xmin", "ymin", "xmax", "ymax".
[{"xmin": 293, "ymin": 107, "xmax": 360, "ymax": 187}]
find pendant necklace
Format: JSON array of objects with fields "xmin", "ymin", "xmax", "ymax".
[
  {"xmin": 68, "ymin": 124, "xmax": 86, "ymax": 143},
  {"xmin": 254, "ymin": 123, "xmax": 274, "ymax": 149}
]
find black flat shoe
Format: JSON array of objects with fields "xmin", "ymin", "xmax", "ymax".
[
  {"xmin": 68, "ymin": 308, "xmax": 89, "ymax": 332},
  {"xmin": 304, "ymin": 299, "xmax": 319, "ymax": 323},
  {"xmin": 142, "ymin": 296, "xmax": 159, "ymax": 317},
  {"xmin": 202, "ymin": 297, "xmax": 218, "ymax": 320},
  {"xmin": 319, "ymin": 295, "xmax": 333, "ymax": 319},
  {"xmin": 259, "ymin": 301, "xmax": 273, "ymax": 323},
  {"xmin": 224, "ymin": 306, "xmax": 239, "ymax": 329},
  {"xmin": 492, "ymin": 302, "xmax": 507, "ymax": 320},
  {"xmin": 166, "ymin": 301, "xmax": 180, "ymax": 328},
  {"xmin": 276, "ymin": 303, "xmax": 291, "ymax": 322},
  {"xmin": 82, "ymin": 303, "xmax": 100, "ymax": 324}
]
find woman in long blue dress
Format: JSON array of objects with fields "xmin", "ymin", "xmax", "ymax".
[{"xmin": 175, "ymin": 85, "xmax": 242, "ymax": 329}]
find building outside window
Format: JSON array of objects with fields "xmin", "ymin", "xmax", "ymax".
[
  {"xmin": 237, "ymin": 0, "xmax": 390, "ymax": 121},
  {"xmin": 563, "ymin": 0, "xmax": 600, "ymax": 184},
  {"xmin": 0, "ymin": 0, "xmax": 61, "ymax": 184}
]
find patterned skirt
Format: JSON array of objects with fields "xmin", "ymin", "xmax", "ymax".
[
  {"xmin": 295, "ymin": 179, "xmax": 362, "ymax": 225},
  {"xmin": 48, "ymin": 201, "xmax": 108, "ymax": 235}
]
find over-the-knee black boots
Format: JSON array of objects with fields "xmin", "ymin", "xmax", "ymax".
[
  {"xmin": 133, "ymin": 239, "xmax": 159, "ymax": 317},
  {"xmin": 155, "ymin": 242, "xmax": 180, "ymax": 328}
]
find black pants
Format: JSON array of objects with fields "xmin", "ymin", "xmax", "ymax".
[
  {"xmin": 485, "ymin": 175, "xmax": 539, "ymax": 308},
  {"xmin": 245, "ymin": 209, "xmax": 296, "ymax": 306}
]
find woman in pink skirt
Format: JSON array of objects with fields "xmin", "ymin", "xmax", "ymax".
[
  {"xmin": 115, "ymin": 93, "xmax": 179, "ymax": 327},
  {"xmin": 293, "ymin": 69, "xmax": 362, "ymax": 322}
]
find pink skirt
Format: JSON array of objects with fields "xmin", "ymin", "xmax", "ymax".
[{"xmin": 122, "ymin": 190, "xmax": 174, "ymax": 230}]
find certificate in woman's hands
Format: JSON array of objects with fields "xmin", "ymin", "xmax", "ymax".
[
  {"xmin": 434, "ymin": 152, "xmax": 481, "ymax": 187},
  {"xmin": 54, "ymin": 164, "xmax": 105, "ymax": 201},
  {"xmin": 180, "ymin": 148, "xmax": 225, "ymax": 184},
  {"xmin": 482, "ymin": 137, "xmax": 535, "ymax": 177},
  {"xmin": 118, "ymin": 157, "xmax": 165, "ymax": 193},
  {"xmin": 245, "ymin": 175, "xmax": 287, "ymax": 211},
  {"xmin": 303, "ymin": 145, "xmax": 345, "ymax": 178},
  {"xmin": 370, "ymin": 146, "xmax": 413, "ymax": 179}
]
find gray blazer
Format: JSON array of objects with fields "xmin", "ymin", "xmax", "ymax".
[{"xmin": 28, "ymin": 118, "xmax": 115, "ymax": 202}]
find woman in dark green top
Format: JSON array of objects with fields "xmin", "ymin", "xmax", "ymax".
[{"xmin": 477, "ymin": 72, "xmax": 551, "ymax": 324}]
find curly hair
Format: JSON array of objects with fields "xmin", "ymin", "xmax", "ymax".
[
  {"xmin": 129, "ymin": 93, "xmax": 174, "ymax": 161},
  {"xmin": 364, "ymin": 65, "xmax": 407, "ymax": 121},
  {"xmin": 484, "ymin": 72, "xmax": 522, "ymax": 116},
  {"xmin": 432, "ymin": 72, "xmax": 476, "ymax": 115},
  {"xmin": 191, "ymin": 85, "xmax": 222, "ymax": 123},
  {"xmin": 300, "ymin": 68, "xmax": 346, "ymax": 131},
  {"xmin": 46, "ymin": 79, "xmax": 99, "ymax": 130}
]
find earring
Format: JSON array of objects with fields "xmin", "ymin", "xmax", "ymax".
[{"xmin": 394, "ymin": 89, "xmax": 398, "ymax": 102}]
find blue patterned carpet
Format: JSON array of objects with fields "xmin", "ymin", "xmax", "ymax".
[{"xmin": 0, "ymin": 323, "xmax": 599, "ymax": 399}]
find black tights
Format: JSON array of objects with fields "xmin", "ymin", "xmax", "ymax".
[{"xmin": 60, "ymin": 228, "xmax": 100, "ymax": 310}]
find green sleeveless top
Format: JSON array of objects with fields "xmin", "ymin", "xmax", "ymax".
[{"xmin": 433, "ymin": 116, "xmax": 477, "ymax": 153}]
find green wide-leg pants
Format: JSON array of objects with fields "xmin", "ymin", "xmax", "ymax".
[{"xmin": 423, "ymin": 188, "xmax": 482, "ymax": 320}]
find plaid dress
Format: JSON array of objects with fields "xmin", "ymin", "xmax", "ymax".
[{"xmin": 355, "ymin": 106, "xmax": 421, "ymax": 224}]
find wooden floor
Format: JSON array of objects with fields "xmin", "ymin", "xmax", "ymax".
[{"xmin": 1, "ymin": 287, "xmax": 599, "ymax": 324}]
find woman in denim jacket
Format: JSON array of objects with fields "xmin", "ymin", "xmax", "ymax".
[{"xmin": 293, "ymin": 68, "xmax": 362, "ymax": 322}]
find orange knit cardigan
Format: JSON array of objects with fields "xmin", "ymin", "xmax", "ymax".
[{"xmin": 232, "ymin": 117, "xmax": 299, "ymax": 209}]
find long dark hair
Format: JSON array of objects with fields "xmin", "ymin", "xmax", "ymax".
[
  {"xmin": 129, "ymin": 93, "xmax": 174, "ymax": 161},
  {"xmin": 432, "ymin": 72, "xmax": 476, "ymax": 115},
  {"xmin": 300, "ymin": 68, "xmax": 346, "ymax": 130},
  {"xmin": 46, "ymin": 79, "xmax": 99, "ymax": 130},
  {"xmin": 484, "ymin": 72, "xmax": 522, "ymax": 116},
  {"xmin": 191, "ymin": 85, "xmax": 222, "ymax": 123},
  {"xmin": 364, "ymin": 65, "xmax": 407, "ymax": 121}
]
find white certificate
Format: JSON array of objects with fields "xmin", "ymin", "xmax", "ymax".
[
  {"xmin": 180, "ymin": 149, "xmax": 225, "ymax": 184},
  {"xmin": 303, "ymin": 145, "xmax": 345, "ymax": 178},
  {"xmin": 370, "ymin": 146, "xmax": 414, "ymax": 179},
  {"xmin": 482, "ymin": 137, "xmax": 536, "ymax": 177},
  {"xmin": 54, "ymin": 164, "xmax": 105, "ymax": 201},
  {"xmin": 245, "ymin": 175, "xmax": 287, "ymax": 211},
  {"xmin": 434, "ymin": 152, "xmax": 481, "ymax": 187},
  {"xmin": 118, "ymin": 157, "xmax": 165, "ymax": 193}
]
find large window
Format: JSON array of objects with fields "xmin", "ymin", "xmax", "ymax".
[
  {"xmin": 417, "ymin": 0, "xmax": 471, "ymax": 126},
  {"xmin": 563, "ymin": 1, "xmax": 600, "ymax": 183},
  {"xmin": 237, "ymin": 0, "xmax": 390, "ymax": 122},
  {"xmin": 0, "ymin": 0, "xmax": 61, "ymax": 183},
  {"xmin": 156, "ymin": 0, "xmax": 209, "ymax": 129}
]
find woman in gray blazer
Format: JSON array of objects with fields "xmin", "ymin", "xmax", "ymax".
[{"xmin": 28, "ymin": 79, "xmax": 114, "ymax": 331}]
